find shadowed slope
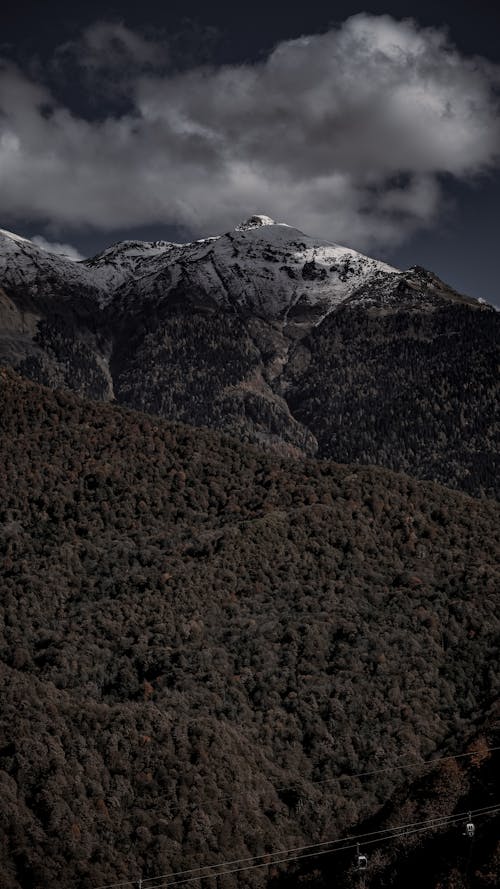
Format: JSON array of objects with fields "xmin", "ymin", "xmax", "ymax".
[{"xmin": 0, "ymin": 370, "xmax": 498, "ymax": 888}]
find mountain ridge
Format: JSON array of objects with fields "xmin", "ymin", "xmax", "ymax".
[
  {"xmin": 0, "ymin": 216, "xmax": 497, "ymax": 497},
  {"xmin": 0, "ymin": 215, "xmax": 400, "ymax": 318}
]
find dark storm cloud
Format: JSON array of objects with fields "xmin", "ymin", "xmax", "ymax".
[
  {"xmin": 0, "ymin": 14, "xmax": 499, "ymax": 247},
  {"xmin": 54, "ymin": 21, "xmax": 168, "ymax": 81}
]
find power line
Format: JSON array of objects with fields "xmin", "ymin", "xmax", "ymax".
[
  {"xmin": 121, "ymin": 742, "xmax": 500, "ymax": 817},
  {"xmin": 142, "ymin": 803, "xmax": 500, "ymax": 886},
  {"xmin": 246, "ymin": 744, "xmax": 500, "ymax": 801},
  {"xmin": 149, "ymin": 806, "xmax": 500, "ymax": 889},
  {"xmin": 93, "ymin": 738, "xmax": 499, "ymax": 887},
  {"xmin": 94, "ymin": 802, "xmax": 500, "ymax": 889},
  {"xmin": 141, "ymin": 805, "xmax": 500, "ymax": 889}
]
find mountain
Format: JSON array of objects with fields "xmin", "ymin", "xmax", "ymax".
[
  {"xmin": 0, "ymin": 215, "xmax": 396, "ymax": 315},
  {"xmin": 0, "ymin": 216, "xmax": 497, "ymax": 495},
  {"xmin": 0, "ymin": 370, "xmax": 499, "ymax": 889}
]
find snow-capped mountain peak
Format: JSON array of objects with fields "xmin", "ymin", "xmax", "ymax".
[
  {"xmin": 82, "ymin": 217, "xmax": 401, "ymax": 320},
  {"xmin": 194, "ymin": 218, "xmax": 399, "ymax": 321},
  {"xmin": 2, "ymin": 216, "xmax": 488, "ymax": 324},
  {"xmin": 235, "ymin": 214, "xmax": 278, "ymax": 231}
]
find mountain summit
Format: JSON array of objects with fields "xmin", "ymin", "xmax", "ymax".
[{"xmin": 235, "ymin": 214, "xmax": 277, "ymax": 230}]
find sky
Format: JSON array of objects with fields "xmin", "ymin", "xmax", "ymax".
[{"xmin": 1, "ymin": 0, "xmax": 499, "ymax": 303}]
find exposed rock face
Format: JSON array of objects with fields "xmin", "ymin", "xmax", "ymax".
[{"xmin": 0, "ymin": 219, "xmax": 497, "ymax": 495}]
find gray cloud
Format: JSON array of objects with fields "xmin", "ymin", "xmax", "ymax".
[
  {"xmin": 31, "ymin": 235, "xmax": 84, "ymax": 260},
  {"xmin": 0, "ymin": 14, "xmax": 499, "ymax": 248},
  {"xmin": 54, "ymin": 21, "xmax": 168, "ymax": 80}
]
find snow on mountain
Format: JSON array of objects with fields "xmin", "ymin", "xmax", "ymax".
[
  {"xmin": 203, "ymin": 217, "xmax": 398, "ymax": 319},
  {"xmin": 341, "ymin": 265, "xmax": 486, "ymax": 313},
  {"xmin": 5, "ymin": 216, "xmax": 485, "ymax": 322},
  {"xmin": 83, "ymin": 239, "xmax": 179, "ymax": 294},
  {"xmin": 0, "ymin": 228, "xmax": 35, "ymax": 246},
  {"xmin": 235, "ymin": 214, "xmax": 279, "ymax": 231},
  {"xmin": 0, "ymin": 228, "xmax": 103, "ymax": 303},
  {"xmin": 103, "ymin": 216, "xmax": 400, "ymax": 322}
]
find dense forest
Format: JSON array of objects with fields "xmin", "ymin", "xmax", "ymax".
[
  {"xmin": 285, "ymin": 299, "xmax": 499, "ymax": 499},
  {"xmin": 0, "ymin": 369, "xmax": 498, "ymax": 888}
]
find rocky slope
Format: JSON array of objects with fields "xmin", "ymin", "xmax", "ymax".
[{"xmin": 0, "ymin": 216, "xmax": 497, "ymax": 495}]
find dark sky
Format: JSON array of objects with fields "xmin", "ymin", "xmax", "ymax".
[{"xmin": 1, "ymin": 0, "xmax": 500, "ymax": 303}]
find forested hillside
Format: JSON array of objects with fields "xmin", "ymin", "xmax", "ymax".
[
  {"xmin": 0, "ymin": 369, "xmax": 498, "ymax": 888},
  {"xmin": 285, "ymin": 298, "xmax": 499, "ymax": 498}
]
